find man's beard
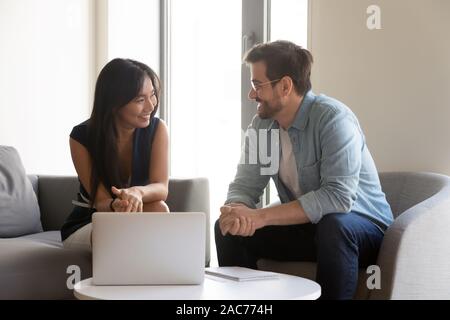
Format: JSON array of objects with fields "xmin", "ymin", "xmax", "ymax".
[{"xmin": 256, "ymin": 99, "xmax": 282, "ymax": 119}]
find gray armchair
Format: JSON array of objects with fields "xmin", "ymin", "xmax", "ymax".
[
  {"xmin": 258, "ymin": 172, "xmax": 450, "ymax": 299},
  {"xmin": 0, "ymin": 175, "xmax": 210, "ymax": 300}
]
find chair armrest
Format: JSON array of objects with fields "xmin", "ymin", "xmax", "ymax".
[
  {"xmin": 37, "ymin": 175, "xmax": 79, "ymax": 231},
  {"xmin": 167, "ymin": 178, "xmax": 211, "ymax": 267},
  {"xmin": 371, "ymin": 198, "xmax": 450, "ymax": 299}
]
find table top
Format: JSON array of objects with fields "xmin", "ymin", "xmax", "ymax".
[{"xmin": 74, "ymin": 269, "xmax": 321, "ymax": 300}]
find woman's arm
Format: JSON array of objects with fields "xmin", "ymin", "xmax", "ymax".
[
  {"xmin": 70, "ymin": 137, "xmax": 117, "ymax": 211},
  {"xmin": 133, "ymin": 119, "xmax": 169, "ymax": 203}
]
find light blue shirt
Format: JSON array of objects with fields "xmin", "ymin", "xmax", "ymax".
[{"xmin": 226, "ymin": 91, "xmax": 393, "ymax": 230}]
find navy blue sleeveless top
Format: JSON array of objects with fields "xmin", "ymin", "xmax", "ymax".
[{"xmin": 60, "ymin": 117, "xmax": 160, "ymax": 241}]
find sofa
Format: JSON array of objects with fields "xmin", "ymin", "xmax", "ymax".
[
  {"xmin": 0, "ymin": 175, "xmax": 210, "ymax": 300},
  {"xmin": 258, "ymin": 172, "xmax": 450, "ymax": 299}
]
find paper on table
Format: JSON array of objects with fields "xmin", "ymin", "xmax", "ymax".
[{"xmin": 205, "ymin": 267, "xmax": 279, "ymax": 282}]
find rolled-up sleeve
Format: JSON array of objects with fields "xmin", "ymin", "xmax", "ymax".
[{"xmin": 298, "ymin": 110, "xmax": 363, "ymax": 223}]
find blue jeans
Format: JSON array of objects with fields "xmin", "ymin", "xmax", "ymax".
[{"xmin": 214, "ymin": 212, "xmax": 385, "ymax": 299}]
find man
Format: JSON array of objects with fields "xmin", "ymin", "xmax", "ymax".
[{"xmin": 215, "ymin": 40, "xmax": 393, "ymax": 300}]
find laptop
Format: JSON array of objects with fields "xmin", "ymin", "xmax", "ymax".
[{"xmin": 91, "ymin": 212, "xmax": 205, "ymax": 285}]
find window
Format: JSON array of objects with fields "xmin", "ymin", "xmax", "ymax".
[
  {"xmin": 108, "ymin": 0, "xmax": 160, "ymax": 74},
  {"xmin": 169, "ymin": 0, "xmax": 242, "ymax": 263},
  {"xmin": 270, "ymin": 0, "xmax": 309, "ymax": 47},
  {"xmin": 268, "ymin": 0, "xmax": 309, "ymax": 205},
  {"xmin": 0, "ymin": 0, "xmax": 92, "ymax": 175}
]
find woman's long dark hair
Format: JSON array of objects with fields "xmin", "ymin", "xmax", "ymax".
[{"xmin": 87, "ymin": 58, "xmax": 160, "ymax": 206}]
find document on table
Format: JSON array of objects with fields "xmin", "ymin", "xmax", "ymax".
[{"xmin": 205, "ymin": 267, "xmax": 279, "ymax": 281}]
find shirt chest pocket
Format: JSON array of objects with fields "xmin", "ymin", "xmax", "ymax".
[{"xmin": 300, "ymin": 161, "xmax": 321, "ymax": 192}]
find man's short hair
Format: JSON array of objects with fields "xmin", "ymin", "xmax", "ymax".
[{"xmin": 244, "ymin": 40, "xmax": 313, "ymax": 96}]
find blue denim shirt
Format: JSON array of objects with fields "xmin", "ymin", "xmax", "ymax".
[{"xmin": 226, "ymin": 91, "xmax": 393, "ymax": 230}]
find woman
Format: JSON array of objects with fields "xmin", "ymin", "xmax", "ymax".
[{"xmin": 61, "ymin": 58, "xmax": 169, "ymax": 250}]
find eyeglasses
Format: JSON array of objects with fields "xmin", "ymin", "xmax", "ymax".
[{"xmin": 251, "ymin": 79, "xmax": 281, "ymax": 92}]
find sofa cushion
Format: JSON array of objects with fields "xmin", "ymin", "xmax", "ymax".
[
  {"xmin": 20, "ymin": 230, "xmax": 62, "ymax": 246},
  {"xmin": 28, "ymin": 175, "xmax": 39, "ymax": 197},
  {"xmin": 0, "ymin": 146, "xmax": 43, "ymax": 237},
  {"xmin": 0, "ymin": 233, "xmax": 92, "ymax": 299}
]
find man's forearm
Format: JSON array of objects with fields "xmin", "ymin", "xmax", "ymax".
[{"xmin": 257, "ymin": 200, "xmax": 310, "ymax": 226}]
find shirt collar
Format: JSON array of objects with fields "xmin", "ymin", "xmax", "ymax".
[{"xmin": 268, "ymin": 90, "xmax": 316, "ymax": 131}]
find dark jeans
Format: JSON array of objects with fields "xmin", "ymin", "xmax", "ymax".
[{"xmin": 214, "ymin": 212, "xmax": 384, "ymax": 300}]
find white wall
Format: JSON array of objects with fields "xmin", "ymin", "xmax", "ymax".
[
  {"xmin": 310, "ymin": 0, "xmax": 450, "ymax": 175},
  {"xmin": 0, "ymin": 0, "xmax": 94, "ymax": 175}
]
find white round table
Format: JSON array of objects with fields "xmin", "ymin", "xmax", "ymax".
[{"xmin": 74, "ymin": 271, "xmax": 321, "ymax": 300}]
